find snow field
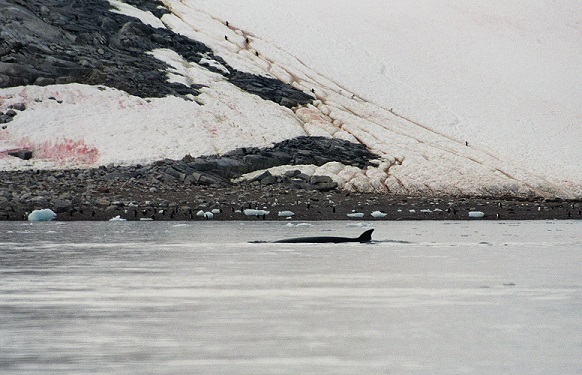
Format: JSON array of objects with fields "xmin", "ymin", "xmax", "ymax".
[{"xmin": 0, "ymin": 0, "xmax": 580, "ymax": 198}]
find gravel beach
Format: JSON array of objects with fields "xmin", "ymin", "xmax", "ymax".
[{"xmin": 1, "ymin": 167, "xmax": 579, "ymax": 222}]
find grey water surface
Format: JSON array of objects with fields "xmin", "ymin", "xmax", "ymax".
[{"xmin": 1, "ymin": 220, "xmax": 581, "ymax": 374}]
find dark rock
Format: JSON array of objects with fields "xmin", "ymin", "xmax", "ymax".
[
  {"xmin": 284, "ymin": 169, "xmax": 301, "ymax": 177},
  {"xmin": 34, "ymin": 77, "xmax": 56, "ymax": 86},
  {"xmin": 228, "ymin": 71, "xmax": 314, "ymax": 108},
  {"xmin": 52, "ymin": 199, "xmax": 72, "ymax": 213},
  {"xmin": 311, "ymin": 181, "xmax": 338, "ymax": 192},
  {"xmin": 184, "ymin": 171, "xmax": 227, "ymax": 186},
  {"xmin": 295, "ymin": 173, "xmax": 311, "ymax": 182},
  {"xmin": 9, "ymin": 103, "xmax": 26, "ymax": 111},
  {"xmin": 249, "ymin": 171, "xmax": 272, "ymax": 183},
  {"xmin": 260, "ymin": 175, "xmax": 278, "ymax": 185},
  {"xmin": 242, "ymin": 154, "xmax": 279, "ymax": 171},
  {"xmin": 0, "ymin": 0, "xmax": 313, "ymax": 107},
  {"xmin": 5, "ymin": 109, "xmax": 17, "ymax": 117},
  {"xmin": 8, "ymin": 150, "xmax": 33, "ymax": 160},
  {"xmin": 29, "ymin": 196, "xmax": 49, "ymax": 207},
  {"xmin": 164, "ymin": 167, "xmax": 186, "ymax": 182},
  {"xmin": 310, "ymin": 175, "xmax": 334, "ymax": 185},
  {"xmin": 0, "ymin": 114, "xmax": 14, "ymax": 124}
]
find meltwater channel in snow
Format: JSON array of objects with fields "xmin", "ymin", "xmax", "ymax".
[{"xmin": 1, "ymin": 220, "xmax": 580, "ymax": 374}]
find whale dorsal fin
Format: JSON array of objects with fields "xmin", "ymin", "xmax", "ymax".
[{"xmin": 358, "ymin": 229, "xmax": 374, "ymax": 243}]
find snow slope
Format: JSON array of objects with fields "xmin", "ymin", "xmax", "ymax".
[
  {"xmin": 192, "ymin": 0, "xmax": 581, "ymax": 181},
  {"xmin": 0, "ymin": 0, "xmax": 580, "ymax": 197}
]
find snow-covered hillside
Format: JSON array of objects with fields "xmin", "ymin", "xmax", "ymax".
[{"xmin": 0, "ymin": 0, "xmax": 580, "ymax": 198}]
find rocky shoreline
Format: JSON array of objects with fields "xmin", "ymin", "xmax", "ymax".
[
  {"xmin": 1, "ymin": 160, "xmax": 580, "ymax": 222},
  {"xmin": 1, "ymin": 0, "xmax": 580, "ymax": 218}
]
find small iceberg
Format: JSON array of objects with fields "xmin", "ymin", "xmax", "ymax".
[
  {"xmin": 244, "ymin": 209, "xmax": 270, "ymax": 216},
  {"xmin": 27, "ymin": 209, "xmax": 57, "ymax": 222},
  {"xmin": 347, "ymin": 212, "xmax": 364, "ymax": 218},
  {"xmin": 278, "ymin": 210, "xmax": 295, "ymax": 217},
  {"xmin": 468, "ymin": 211, "xmax": 485, "ymax": 218},
  {"xmin": 109, "ymin": 215, "xmax": 127, "ymax": 221},
  {"xmin": 370, "ymin": 210, "xmax": 387, "ymax": 218}
]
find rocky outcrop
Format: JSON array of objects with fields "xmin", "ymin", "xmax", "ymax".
[
  {"xmin": 159, "ymin": 136, "xmax": 380, "ymax": 187},
  {"xmin": 0, "ymin": 0, "xmax": 313, "ymax": 107}
]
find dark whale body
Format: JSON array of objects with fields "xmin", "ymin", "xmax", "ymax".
[{"xmin": 274, "ymin": 229, "xmax": 374, "ymax": 243}]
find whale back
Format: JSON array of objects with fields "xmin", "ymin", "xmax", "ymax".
[{"xmin": 272, "ymin": 229, "xmax": 374, "ymax": 243}]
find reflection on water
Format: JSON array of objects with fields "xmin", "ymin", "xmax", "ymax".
[{"xmin": 1, "ymin": 221, "xmax": 581, "ymax": 374}]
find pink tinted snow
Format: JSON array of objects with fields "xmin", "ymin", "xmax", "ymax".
[
  {"xmin": 0, "ymin": 137, "xmax": 99, "ymax": 165},
  {"xmin": 36, "ymin": 139, "xmax": 100, "ymax": 164}
]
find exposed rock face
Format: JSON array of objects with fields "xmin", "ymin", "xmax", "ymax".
[
  {"xmin": 0, "ymin": 0, "xmax": 313, "ymax": 107},
  {"xmin": 161, "ymin": 136, "xmax": 380, "ymax": 187}
]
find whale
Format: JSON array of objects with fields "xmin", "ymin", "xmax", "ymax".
[{"xmin": 273, "ymin": 229, "xmax": 374, "ymax": 244}]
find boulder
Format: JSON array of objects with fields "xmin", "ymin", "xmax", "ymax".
[
  {"xmin": 52, "ymin": 199, "xmax": 72, "ymax": 213},
  {"xmin": 260, "ymin": 175, "xmax": 278, "ymax": 185},
  {"xmin": 8, "ymin": 150, "xmax": 33, "ymax": 160}
]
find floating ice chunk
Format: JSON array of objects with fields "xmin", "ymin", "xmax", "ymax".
[
  {"xmin": 347, "ymin": 212, "xmax": 364, "ymax": 218},
  {"xmin": 211, "ymin": 208, "xmax": 222, "ymax": 214},
  {"xmin": 204, "ymin": 212, "xmax": 214, "ymax": 219},
  {"xmin": 244, "ymin": 209, "xmax": 270, "ymax": 216},
  {"xmin": 285, "ymin": 222, "xmax": 313, "ymax": 227},
  {"xmin": 140, "ymin": 218, "xmax": 153, "ymax": 221},
  {"xmin": 27, "ymin": 209, "xmax": 57, "ymax": 222},
  {"xmin": 469, "ymin": 211, "xmax": 485, "ymax": 218},
  {"xmin": 109, "ymin": 215, "xmax": 126, "ymax": 221},
  {"xmin": 370, "ymin": 210, "xmax": 387, "ymax": 218},
  {"xmin": 278, "ymin": 210, "xmax": 295, "ymax": 217},
  {"xmin": 196, "ymin": 210, "xmax": 205, "ymax": 217}
]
